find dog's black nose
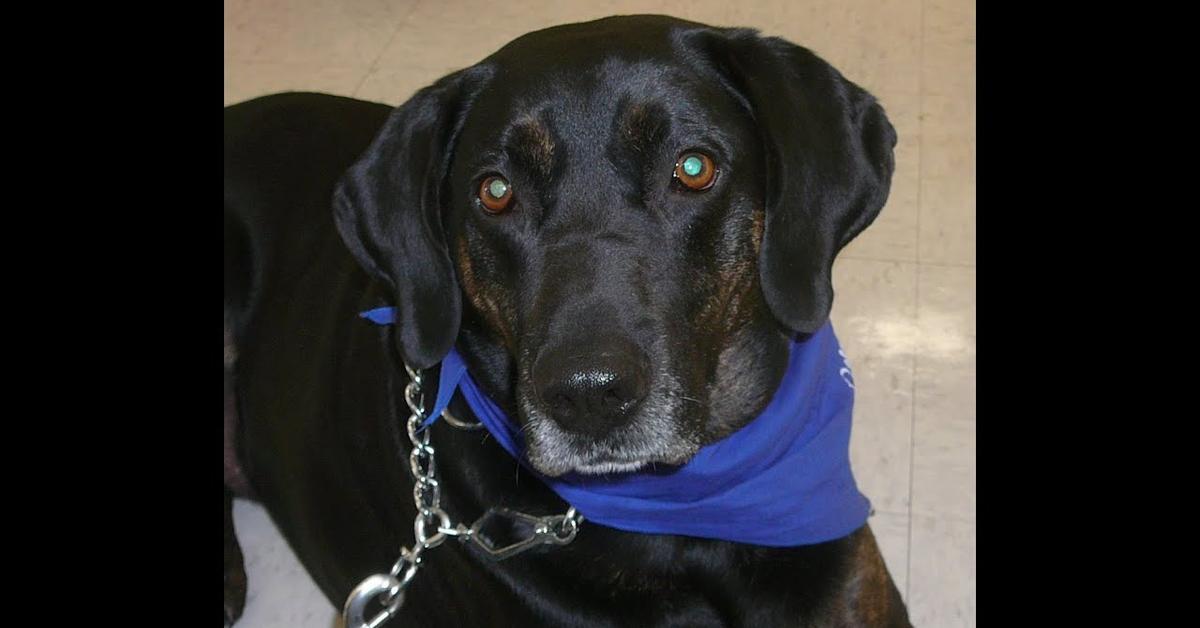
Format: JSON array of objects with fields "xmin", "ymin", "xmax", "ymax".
[{"xmin": 533, "ymin": 342, "xmax": 649, "ymax": 436}]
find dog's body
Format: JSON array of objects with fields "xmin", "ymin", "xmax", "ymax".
[{"xmin": 225, "ymin": 16, "xmax": 909, "ymax": 627}]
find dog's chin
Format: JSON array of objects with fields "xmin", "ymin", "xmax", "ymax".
[
  {"xmin": 567, "ymin": 459, "xmax": 650, "ymax": 476},
  {"xmin": 518, "ymin": 380, "xmax": 703, "ymax": 477},
  {"xmin": 524, "ymin": 442, "xmax": 700, "ymax": 478},
  {"xmin": 528, "ymin": 453, "xmax": 686, "ymax": 478}
]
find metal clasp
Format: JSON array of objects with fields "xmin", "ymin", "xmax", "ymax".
[{"xmin": 466, "ymin": 507, "xmax": 581, "ymax": 561}]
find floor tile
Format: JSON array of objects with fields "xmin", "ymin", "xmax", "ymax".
[
  {"xmin": 224, "ymin": 0, "xmax": 408, "ymax": 68},
  {"xmin": 232, "ymin": 498, "xmax": 336, "ymax": 628},
  {"xmin": 912, "ymin": 264, "xmax": 976, "ymax": 521},
  {"xmin": 908, "ymin": 513, "xmax": 976, "ymax": 627},
  {"xmin": 832, "ymin": 258, "xmax": 917, "ymax": 515},
  {"xmin": 918, "ymin": 0, "xmax": 975, "ymax": 265}
]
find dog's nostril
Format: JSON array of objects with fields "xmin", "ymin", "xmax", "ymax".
[
  {"xmin": 600, "ymin": 383, "xmax": 644, "ymax": 415},
  {"xmin": 552, "ymin": 394, "xmax": 575, "ymax": 417}
]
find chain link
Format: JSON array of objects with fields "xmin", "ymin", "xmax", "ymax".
[{"xmin": 342, "ymin": 363, "xmax": 584, "ymax": 628}]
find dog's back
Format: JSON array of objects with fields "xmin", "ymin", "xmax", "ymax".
[
  {"xmin": 224, "ymin": 92, "xmax": 390, "ymax": 486},
  {"xmin": 224, "ymin": 93, "xmax": 391, "ymax": 335},
  {"xmin": 224, "ymin": 94, "xmax": 399, "ymax": 622}
]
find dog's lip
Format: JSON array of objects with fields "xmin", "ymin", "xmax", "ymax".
[{"xmin": 570, "ymin": 458, "xmax": 650, "ymax": 475}]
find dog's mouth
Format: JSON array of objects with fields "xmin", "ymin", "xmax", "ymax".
[
  {"xmin": 517, "ymin": 384, "xmax": 703, "ymax": 477},
  {"xmin": 571, "ymin": 458, "xmax": 651, "ymax": 475},
  {"xmin": 526, "ymin": 441, "xmax": 699, "ymax": 478}
]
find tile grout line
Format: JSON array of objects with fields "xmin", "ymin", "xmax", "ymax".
[
  {"xmin": 906, "ymin": 0, "xmax": 926, "ymax": 605},
  {"xmin": 839, "ymin": 254, "xmax": 973, "ymax": 269},
  {"xmin": 350, "ymin": 0, "xmax": 424, "ymax": 98},
  {"xmin": 906, "ymin": 267, "xmax": 919, "ymax": 604}
]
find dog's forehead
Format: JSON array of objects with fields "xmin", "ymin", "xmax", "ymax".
[
  {"xmin": 460, "ymin": 17, "xmax": 731, "ymax": 138},
  {"xmin": 475, "ymin": 60, "xmax": 700, "ymax": 129}
]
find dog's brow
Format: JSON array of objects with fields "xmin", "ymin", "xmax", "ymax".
[
  {"xmin": 617, "ymin": 101, "xmax": 668, "ymax": 154},
  {"xmin": 506, "ymin": 118, "xmax": 555, "ymax": 181}
]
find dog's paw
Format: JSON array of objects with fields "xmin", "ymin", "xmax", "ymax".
[
  {"xmin": 224, "ymin": 555, "xmax": 246, "ymax": 626},
  {"xmin": 224, "ymin": 487, "xmax": 248, "ymax": 626}
]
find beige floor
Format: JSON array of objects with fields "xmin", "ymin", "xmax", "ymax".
[{"xmin": 224, "ymin": 1, "xmax": 976, "ymax": 626}]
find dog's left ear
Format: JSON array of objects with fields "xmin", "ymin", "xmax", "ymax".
[
  {"xmin": 687, "ymin": 29, "xmax": 898, "ymax": 333},
  {"xmin": 334, "ymin": 68, "xmax": 486, "ymax": 369}
]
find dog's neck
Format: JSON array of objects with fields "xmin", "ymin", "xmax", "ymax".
[
  {"xmin": 365, "ymin": 309, "xmax": 894, "ymax": 625},
  {"xmin": 366, "ymin": 306, "xmax": 870, "ymax": 546},
  {"xmin": 405, "ymin": 369, "xmax": 866, "ymax": 625}
]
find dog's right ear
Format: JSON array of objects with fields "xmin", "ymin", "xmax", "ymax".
[
  {"xmin": 684, "ymin": 28, "xmax": 898, "ymax": 335},
  {"xmin": 334, "ymin": 69, "xmax": 486, "ymax": 369}
]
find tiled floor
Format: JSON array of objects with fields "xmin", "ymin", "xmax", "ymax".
[{"xmin": 224, "ymin": 1, "xmax": 976, "ymax": 626}]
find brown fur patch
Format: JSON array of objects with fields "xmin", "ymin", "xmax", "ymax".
[
  {"xmin": 750, "ymin": 207, "xmax": 765, "ymax": 257},
  {"xmin": 510, "ymin": 117, "xmax": 555, "ymax": 180},
  {"xmin": 455, "ymin": 235, "xmax": 516, "ymax": 350},
  {"xmin": 709, "ymin": 259, "xmax": 757, "ymax": 335},
  {"xmin": 692, "ymin": 209, "xmax": 765, "ymax": 339},
  {"xmin": 617, "ymin": 102, "xmax": 666, "ymax": 154}
]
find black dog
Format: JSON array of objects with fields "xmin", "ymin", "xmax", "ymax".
[{"xmin": 225, "ymin": 15, "xmax": 907, "ymax": 627}]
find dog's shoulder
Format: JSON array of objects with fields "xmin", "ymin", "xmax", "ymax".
[{"xmin": 822, "ymin": 525, "xmax": 912, "ymax": 627}]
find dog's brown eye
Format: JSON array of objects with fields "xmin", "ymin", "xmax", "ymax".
[
  {"xmin": 673, "ymin": 152, "xmax": 717, "ymax": 191},
  {"xmin": 479, "ymin": 176, "xmax": 513, "ymax": 213}
]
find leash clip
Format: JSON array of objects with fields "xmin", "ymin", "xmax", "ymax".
[{"xmin": 466, "ymin": 507, "xmax": 582, "ymax": 561}]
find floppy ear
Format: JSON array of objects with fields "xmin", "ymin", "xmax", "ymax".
[
  {"xmin": 333, "ymin": 70, "xmax": 482, "ymax": 368},
  {"xmin": 689, "ymin": 29, "xmax": 898, "ymax": 333}
]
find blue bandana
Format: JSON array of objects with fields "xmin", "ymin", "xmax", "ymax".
[{"xmin": 362, "ymin": 307, "xmax": 871, "ymax": 547}]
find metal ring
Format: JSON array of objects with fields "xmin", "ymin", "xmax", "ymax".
[
  {"xmin": 388, "ymin": 546, "xmax": 423, "ymax": 589},
  {"xmin": 406, "ymin": 415, "xmax": 432, "ymax": 448},
  {"xmin": 552, "ymin": 518, "xmax": 579, "ymax": 543},
  {"xmin": 342, "ymin": 573, "xmax": 404, "ymax": 628},
  {"xmin": 413, "ymin": 479, "xmax": 441, "ymax": 510},
  {"xmin": 441, "ymin": 408, "xmax": 485, "ymax": 431},
  {"xmin": 552, "ymin": 508, "xmax": 581, "ymax": 543},
  {"xmin": 413, "ymin": 474, "xmax": 440, "ymax": 493},
  {"xmin": 415, "ymin": 507, "xmax": 451, "ymax": 549},
  {"xmin": 404, "ymin": 382, "xmax": 425, "ymax": 417},
  {"xmin": 409, "ymin": 448, "xmax": 437, "ymax": 479},
  {"xmin": 394, "ymin": 562, "xmax": 419, "ymax": 591},
  {"xmin": 404, "ymin": 364, "xmax": 422, "ymax": 385}
]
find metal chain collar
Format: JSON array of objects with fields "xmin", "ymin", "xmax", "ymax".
[{"xmin": 342, "ymin": 364, "xmax": 584, "ymax": 628}]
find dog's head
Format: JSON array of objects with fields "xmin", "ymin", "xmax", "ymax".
[{"xmin": 335, "ymin": 16, "xmax": 896, "ymax": 477}]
